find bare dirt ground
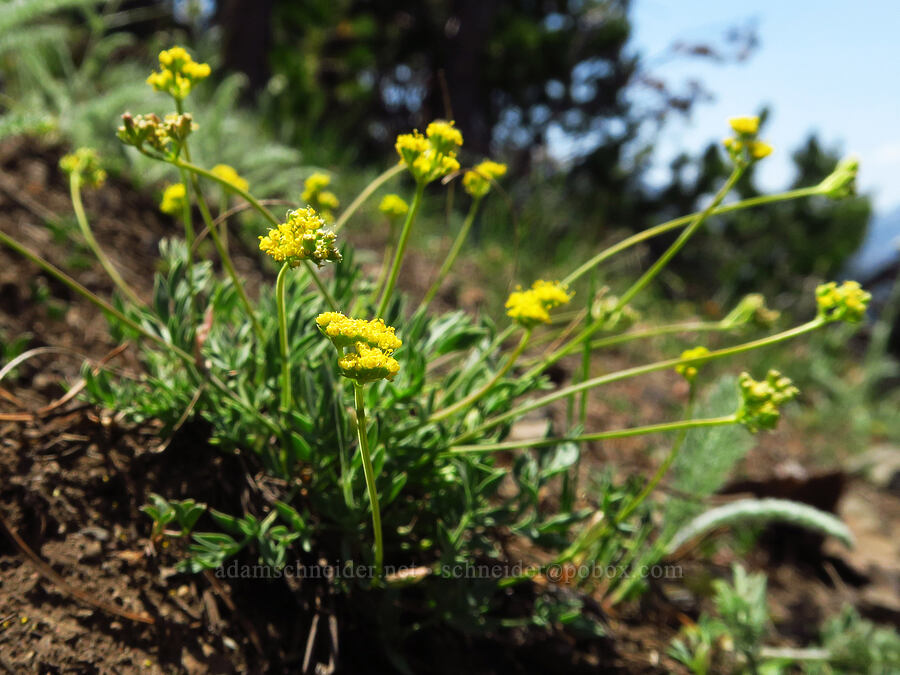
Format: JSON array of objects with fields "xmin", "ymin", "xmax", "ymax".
[{"xmin": 1, "ymin": 138, "xmax": 897, "ymax": 672}]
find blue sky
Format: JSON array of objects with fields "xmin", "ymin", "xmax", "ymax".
[{"xmin": 629, "ymin": 0, "xmax": 900, "ymax": 214}]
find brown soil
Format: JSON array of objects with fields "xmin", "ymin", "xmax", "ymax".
[{"xmin": 0, "ymin": 138, "xmax": 898, "ymax": 673}]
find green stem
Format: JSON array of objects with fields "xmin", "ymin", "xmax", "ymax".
[
  {"xmin": 303, "ymin": 259, "xmax": 340, "ymax": 311},
  {"xmin": 176, "ymin": 168, "xmax": 198, "ymax": 318},
  {"xmin": 447, "ymin": 415, "xmax": 737, "ymax": 454},
  {"xmin": 69, "ymin": 174, "xmax": 143, "ymax": 306},
  {"xmin": 333, "ymin": 163, "xmax": 405, "ymax": 233},
  {"xmin": 429, "ymin": 328, "xmax": 531, "ymax": 424},
  {"xmin": 529, "ymin": 167, "xmax": 744, "ymax": 381},
  {"xmin": 588, "ymin": 320, "xmax": 736, "ymax": 351},
  {"xmin": 173, "ymin": 158, "xmax": 337, "ymax": 312},
  {"xmin": 614, "ymin": 415, "xmax": 716, "ymax": 527},
  {"xmin": 453, "ymin": 317, "xmax": 824, "ymax": 444},
  {"xmin": 376, "ymin": 181, "xmax": 425, "ymax": 318},
  {"xmin": 354, "ymin": 383, "xmax": 384, "ymax": 577},
  {"xmin": 187, "ymin": 172, "xmax": 266, "ymax": 342},
  {"xmin": 419, "ymin": 196, "xmax": 482, "ymax": 312},
  {"xmin": 562, "ymin": 185, "xmax": 821, "ymax": 287},
  {"xmin": 276, "ymin": 263, "xmax": 291, "ymax": 411}
]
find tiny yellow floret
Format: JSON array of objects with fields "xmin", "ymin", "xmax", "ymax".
[
  {"xmin": 211, "ymin": 164, "xmax": 249, "ymax": 193},
  {"xmin": 425, "ymin": 120, "xmax": 463, "ymax": 153},
  {"xmin": 159, "ymin": 183, "xmax": 187, "ymax": 215},
  {"xmin": 463, "ymin": 160, "xmax": 508, "ymax": 198},
  {"xmin": 728, "ymin": 116, "xmax": 760, "ymax": 136},
  {"xmin": 748, "ymin": 140, "xmax": 773, "ymax": 159},
  {"xmin": 675, "ymin": 346, "xmax": 710, "ymax": 382},
  {"xmin": 378, "ymin": 194, "xmax": 409, "ymax": 219}
]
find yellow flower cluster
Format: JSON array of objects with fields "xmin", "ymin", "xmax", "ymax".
[
  {"xmin": 378, "ymin": 194, "xmax": 409, "ymax": 220},
  {"xmin": 395, "ymin": 120, "xmax": 462, "ymax": 184},
  {"xmin": 815, "ymin": 281, "xmax": 870, "ymax": 323},
  {"xmin": 211, "ymin": 164, "xmax": 249, "ymax": 193},
  {"xmin": 301, "ymin": 173, "xmax": 340, "ymax": 220},
  {"xmin": 159, "ymin": 183, "xmax": 187, "ymax": 215},
  {"xmin": 505, "ymin": 280, "xmax": 573, "ymax": 327},
  {"xmin": 59, "ymin": 148, "xmax": 106, "ymax": 188},
  {"xmin": 316, "ymin": 312, "xmax": 402, "ymax": 383},
  {"xmin": 462, "ymin": 160, "xmax": 508, "ymax": 199},
  {"xmin": 117, "ymin": 112, "xmax": 195, "ymax": 157},
  {"xmin": 723, "ymin": 116, "xmax": 773, "ymax": 162},
  {"xmin": 675, "ymin": 346, "xmax": 710, "ymax": 382},
  {"xmin": 258, "ymin": 207, "xmax": 341, "ymax": 267},
  {"xmin": 146, "ymin": 46, "xmax": 211, "ymax": 100},
  {"xmin": 736, "ymin": 369, "xmax": 799, "ymax": 433}
]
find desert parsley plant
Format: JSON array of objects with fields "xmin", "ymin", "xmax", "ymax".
[{"xmin": 0, "ymin": 48, "xmax": 871, "ymax": 635}]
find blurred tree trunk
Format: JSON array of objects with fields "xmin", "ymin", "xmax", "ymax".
[
  {"xmin": 438, "ymin": 0, "xmax": 500, "ymax": 156},
  {"xmin": 216, "ymin": 0, "xmax": 274, "ymax": 92}
]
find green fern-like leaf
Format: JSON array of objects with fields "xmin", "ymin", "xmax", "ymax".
[{"xmin": 666, "ymin": 498, "xmax": 855, "ymax": 554}]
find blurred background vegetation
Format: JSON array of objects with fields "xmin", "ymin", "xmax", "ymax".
[{"xmin": 1, "ymin": 0, "xmax": 898, "ymax": 454}]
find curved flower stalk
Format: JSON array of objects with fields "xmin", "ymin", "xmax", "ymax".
[
  {"xmin": 60, "ymin": 149, "xmax": 143, "ymax": 307},
  {"xmin": 318, "ymin": 312, "xmax": 403, "ymax": 576},
  {"xmin": 262, "ymin": 207, "xmax": 343, "ymax": 410},
  {"xmin": 419, "ymin": 159, "xmax": 508, "ymax": 313}
]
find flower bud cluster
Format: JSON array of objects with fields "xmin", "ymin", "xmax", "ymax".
[
  {"xmin": 815, "ymin": 281, "xmax": 870, "ymax": 323},
  {"xmin": 117, "ymin": 112, "xmax": 195, "ymax": 157},
  {"xmin": 721, "ymin": 293, "xmax": 780, "ymax": 329},
  {"xmin": 736, "ymin": 369, "xmax": 799, "ymax": 432},
  {"xmin": 59, "ymin": 148, "xmax": 106, "ymax": 188}
]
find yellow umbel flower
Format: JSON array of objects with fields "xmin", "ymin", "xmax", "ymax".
[
  {"xmin": 378, "ymin": 194, "xmax": 409, "ymax": 220},
  {"xmin": 302, "ymin": 173, "xmax": 331, "ymax": 200},
  {"xmin": 211, "ymin": 164, "xmax": 249, "ymax": 193},
  {"xmin": 395, "ymin": 121, "xmax": 463, "ymax": 184},
  {"xmin": 259, "ymin": 207, "xmax": 341, "ymax": 267},
  {"xmin": 301, "ymin": 172, "xmax": 340, "ymax": 220},
  {"xmin": 159, "ymin": 183, "xmax": 187, "ymax": 215},
  {"xmin": 505, "ymin": 280, "xmax": 573, "ymax": 328},
  {"xmin": 317, "ymin": 312, "xmax": 402, "ymax": 383},
  {"xmin": 728, "ymin": 116, "xmax": 760, "ymax": 136},
  {"xmin": 146, "ymin": 46, "xmax": 211, "ymax": 100},
  {"xmin": 316, "ymin": 312, "xmax": 402, "ymax": 352},
  {"xmin": 675, "ymin": 346, "xmax": 710, "ymax": 382},
  {"xmin": 462, "ymin": 160, "xmax": 508, "ymax": 199},
  {"xmin": 337, "ymin": 343, "xmax": 401, "ymax": 384},
  {"xmin": 59, "ymin": 148, "xmax": 106, "ymax": 188},
  {"xmin": 426, "ymin": 120, "xmax": 463, "ymax": 154},
  {"xmin": 736, "ymin": 370, "xmax": 799, "ymax": 432},
  {"xmin": 815, "ymin": 281, "xmax": 870, "ymax": 323}
]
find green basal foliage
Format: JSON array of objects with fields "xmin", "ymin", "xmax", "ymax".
[{"xmin": 0, "ymin": 46, "xmax": 873, "ymax": 639}]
